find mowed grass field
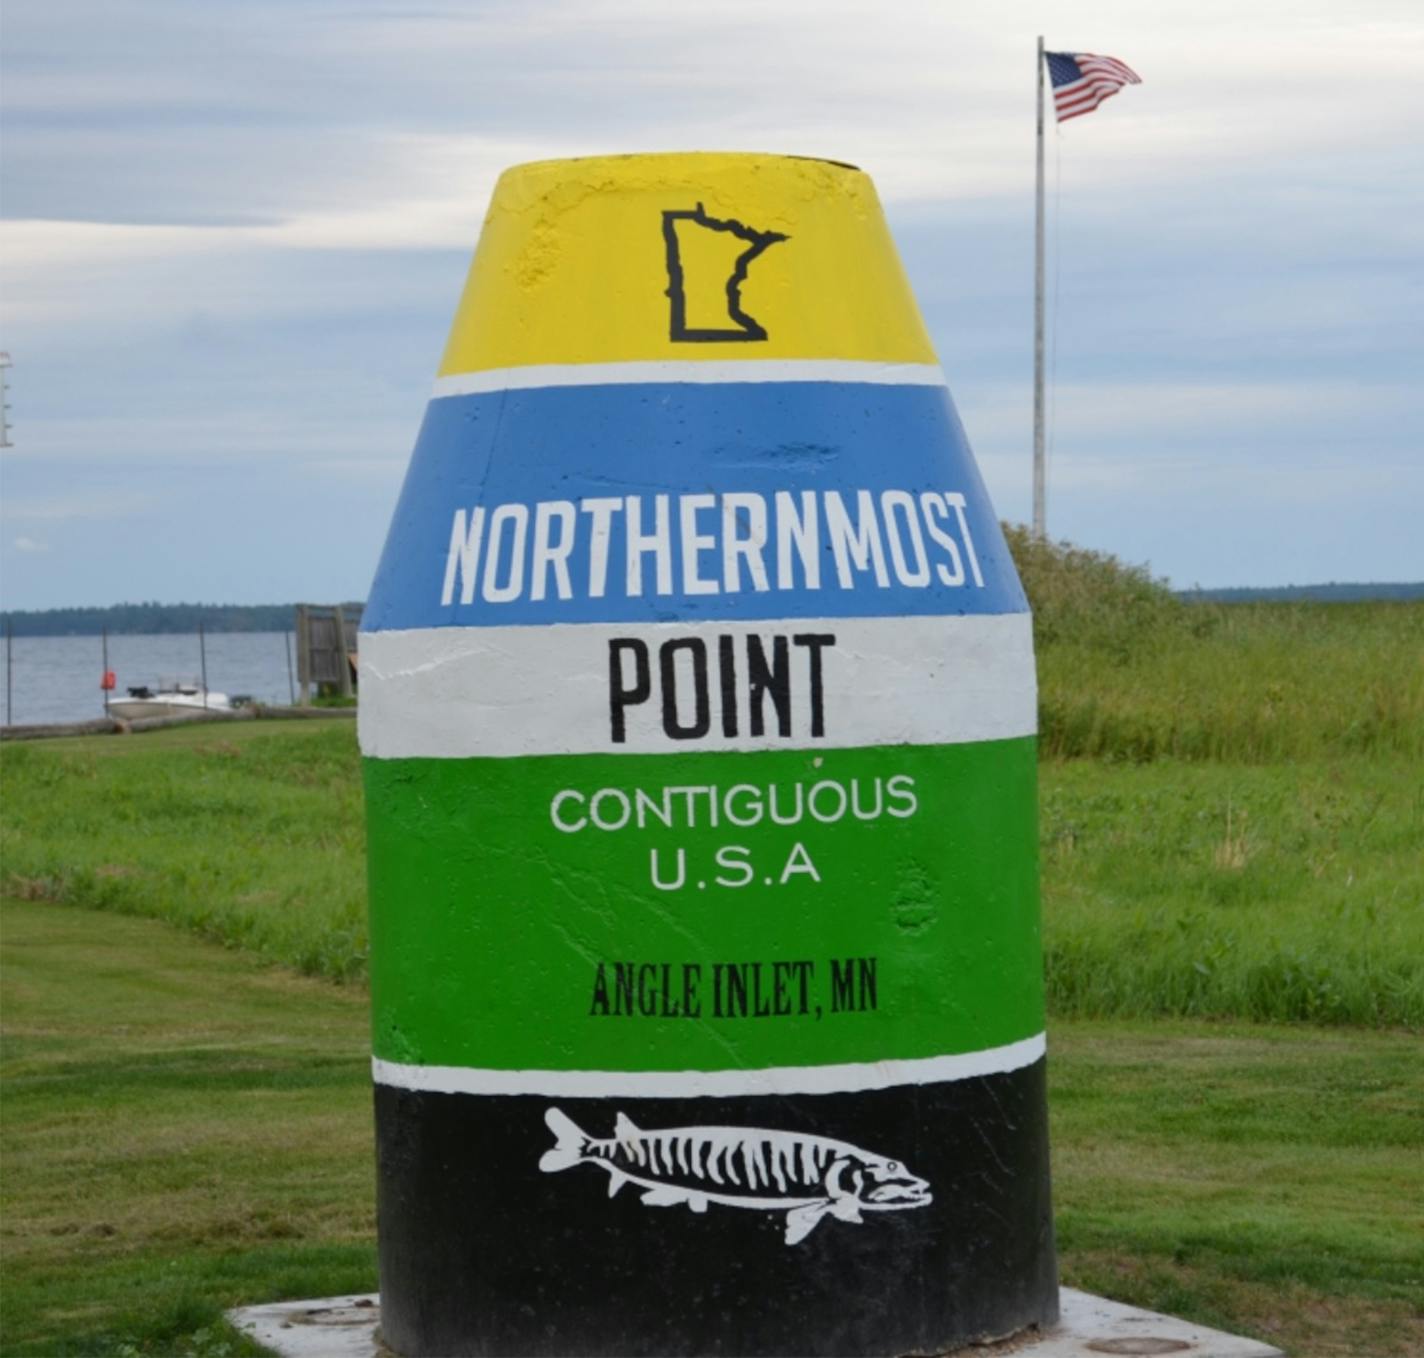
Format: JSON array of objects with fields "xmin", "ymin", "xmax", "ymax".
[
  {"xmin": 2, "ymin": 566, "xmax": 1422, "ymax": 1355},
  {"xmin": 1, "ymin": 898, "xmax": 373, "ymax": 1358},
  {"xmin": 4, "ymin": 897, "xmax": 1420, "ymax": 1357}
]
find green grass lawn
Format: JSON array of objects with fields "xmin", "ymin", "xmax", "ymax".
[
  {"xmin": 0, "ymin": 898, "xmax": 374, "ymax": 1357},
  {"xmin": 3, "ymin": 722, "xmax": 1419, "ymax": 1026},
  {"xmin": 1052, "ymin": 1021, "xmax": 1424, "ymax": 1356},
  {"xmin": 0, "ymin": 723, "xmax": 369, "ymax": 982},
  {"xmin": 3, "ymin": 897, "xmax": 1420, "ymax": 1356}
]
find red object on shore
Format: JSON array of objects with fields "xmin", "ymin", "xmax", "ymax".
[{"xmin": 100, "ymin": 670, "xmax": 116, "ymax": 691}]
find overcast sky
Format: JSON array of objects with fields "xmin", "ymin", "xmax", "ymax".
[{"xmin": 2, "ymin": 0, "xmax": 1420, "ymax": 609}]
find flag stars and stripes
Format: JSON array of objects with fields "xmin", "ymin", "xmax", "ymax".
[{"xmin": 1045, "ymin": 51, "xmax": 1141, "ymax": 122}]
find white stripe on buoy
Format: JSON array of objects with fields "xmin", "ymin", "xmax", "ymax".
[
  {"xmin": 372, "ymin": 1032, "xmax": 1046, "ymax": 1099},
  {"xmin": 432, "ymin": 361, "xmax": 948, "ymax": 399},
  {"xmin": 358, "ymin": 613, "xmax": 1036, "ymax": 759}
]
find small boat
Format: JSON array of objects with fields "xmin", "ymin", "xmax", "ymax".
[{"xmin": 107, "ymin": 678, "xmax": 234, "ymax": 721}]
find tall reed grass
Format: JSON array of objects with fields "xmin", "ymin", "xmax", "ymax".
[
  {"xmin": 1038, "ymin": 757, "xmax": 1423, "ymax": 1026},
  {"xmin": 1006, "ymin": 525, "xmax": 1424, "ymax": 763}
]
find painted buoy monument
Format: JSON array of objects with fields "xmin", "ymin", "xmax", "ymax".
[{"xmin": 360, "ymin": 152, "xmax": 1057, "ymax": 1357}]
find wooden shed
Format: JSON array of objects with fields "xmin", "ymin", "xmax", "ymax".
[{"xmin": 295, "ymin": 603, "xmax": 362, "ymax": 703}]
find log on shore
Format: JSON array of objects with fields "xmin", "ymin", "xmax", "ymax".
[
  {"xmin": 3, "ymin": 708, "xmax": 254, "ymax": 741},
  {"xmin": 0, "ymin": 717, "xmax": 125, "ymax": 742},
  {"xmin": 123, "ymin": 708, "xmax": 257, "ymax": 733},
  {"xmin": 1, "ymin": 704, "xmax": 355, "ymax": 741},
  {"xmin": 250, "ymin": 704, "xmax": 358, "ymax": 720}
]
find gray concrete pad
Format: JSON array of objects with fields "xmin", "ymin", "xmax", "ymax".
[
  {"xmin": 229, "ymin": 1295, "xmax": 383, "ymax": 1357},
  {"xmin": 1035, "ymin": 1289, "xmax": 1283, "ymax": 1356},
  {"xmin": 228, "ymin": 1287, "xmax": 1285, "ymax": 1357}
]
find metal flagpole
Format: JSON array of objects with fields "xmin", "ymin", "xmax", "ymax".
[
  {"xmin": 1036, "ymin": 34, "xmax": 1048, "ymax": 538},
  {"xmin": 199, "ymin": 621, "xmax": 209, "ymax": 709},
  {"xmin": 1033, "ymin": 35, "xmax": 1047, "ymax": 541}
]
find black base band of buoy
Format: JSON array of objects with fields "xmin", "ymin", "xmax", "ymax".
[{"xmin": 374, "ymin": 1059, "xmax": 1058, "ymax": 1358}]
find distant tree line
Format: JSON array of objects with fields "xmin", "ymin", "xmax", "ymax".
[
  {"xmin": 1178, "ymin": 583, "xmax": 1424, "ymax": 604},
  {"xmin": 0, "ymin": 602, "xmax": 365, "ymax": 637},
  {"xmin": 3, "ymin": 581, "xmax": 1420, "ymax": 636}
]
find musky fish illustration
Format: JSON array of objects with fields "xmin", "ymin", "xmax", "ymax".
[{"xmin": 539, "ymin": 1106, "xmax": 931, "ymax": 1245}]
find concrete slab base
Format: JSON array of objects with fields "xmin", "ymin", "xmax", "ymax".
[
  {"xmin": 229, "ymin": 1294, "xmax": 383, "ymax": 1357},
  {"xmin": 228, "ymin": 1288, "xmax": 1285, "ymax": 1358}
]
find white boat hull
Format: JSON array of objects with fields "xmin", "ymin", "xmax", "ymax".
[{"xmin": 109, "ymin": 694, "xmax": 233, "ymax": 721}]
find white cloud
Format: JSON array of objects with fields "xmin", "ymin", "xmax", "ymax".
[
  {"xmin": 0, "ymin": 413, "xmax": 415, "ymax": 464},
  {"xmin": 958, "ymin": 377, "xmax": 1420, "ymax": 512},
  {"xmin": 960, "ymin": 380, "xmax": 1417, "ymax": 446},
  {"xmin": 1, "ymin": 491, "xmax": 161, "ymax": 522},
  {"xmin": 12, "ymin": 536, "xmax": 50, "ymax": 553},
  {"xmin": 6, "ymin": 3, "xmax": 1422, "ymax": 258},
  {"xmin": 1, "ymin": 0, "xmax": 1419, "ymax": 601}
]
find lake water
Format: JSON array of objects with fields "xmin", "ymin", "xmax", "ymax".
[{"xmin": 2, "ymin": 632, "xmax": 301, "ymax": 726}]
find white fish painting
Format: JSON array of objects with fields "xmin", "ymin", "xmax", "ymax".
[{"xmin": 539, "ymin": 1106, "xmax": 932, "ymax": 1245}]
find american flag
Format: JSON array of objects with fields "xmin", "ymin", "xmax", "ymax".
[{"xmin": 1045, "ymin": 51, "xmax": 1141, "ymax": 123}]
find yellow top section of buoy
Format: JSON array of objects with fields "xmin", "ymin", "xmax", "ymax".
[{"xmin": 438, "ymin": 152, "xmax": 939, "ymax": 375}]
